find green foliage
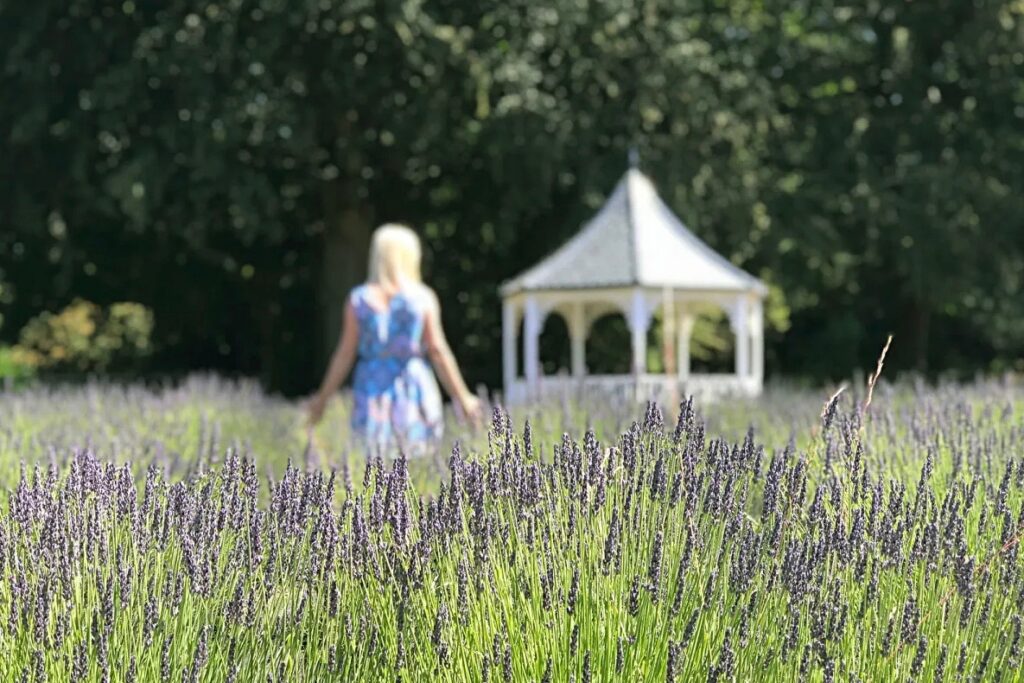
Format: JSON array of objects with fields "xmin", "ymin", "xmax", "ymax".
[
  {"xmin": 0, "ymin": 346, "xmax": 35, "ymax": 386},
  {"xmin": 14, "ymin": 299, "xmax": 153, "ymax": 373},
  {"xmin": 1, "ymin": 0, "xmax": 1023, "ymax": 391}
]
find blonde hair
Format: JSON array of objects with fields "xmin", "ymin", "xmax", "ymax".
[{"xmin": 368, "ymin": 223, "xmax": 422, "ymax": 289}]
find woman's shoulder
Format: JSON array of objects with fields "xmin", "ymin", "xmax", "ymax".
[
  {"xmin": 405, "ymin": 282, "xmax": 438, "ymax": 309},
  {"xmin": 348, "ymin": 283, "xmax": 372, "ymax": 309}
]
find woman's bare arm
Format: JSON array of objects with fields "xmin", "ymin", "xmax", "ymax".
[
  {"xmin": 422, "ymin": 290, "xmax": 481, "ymax": 422},
  {"xmin": 308, "ymin": 299, "xmax": 359, "ymax": 424}
]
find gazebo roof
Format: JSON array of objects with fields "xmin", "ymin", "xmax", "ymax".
[{"xmin": 501, "ymin": 168, "xmax": 767, "ymax": 297}]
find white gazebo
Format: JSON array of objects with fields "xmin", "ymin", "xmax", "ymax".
[{"xmin": 500, "ymin": 165, "xmax": 768, "ymax": 405}]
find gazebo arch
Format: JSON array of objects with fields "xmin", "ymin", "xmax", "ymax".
[{"xmin": 500, "ymin": 165, "xmax": 767, "ymax": 404}]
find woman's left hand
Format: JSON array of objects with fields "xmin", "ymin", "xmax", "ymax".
[
  {"xmin": 459, "ymin": 393, "xmax": 483, "ymax": 428},
  {"xmin": 307, "ymin": 392, "xmax": 329, "ymax": 426}
]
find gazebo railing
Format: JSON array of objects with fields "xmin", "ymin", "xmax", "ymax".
[{"xmin": 506, "ymin": 373, "xmax": 760, "ymax": 405}]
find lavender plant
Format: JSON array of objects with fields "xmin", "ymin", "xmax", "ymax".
[{"xmin": 0, "ymin": 378, "xmax": 1021, "ymax": 681}]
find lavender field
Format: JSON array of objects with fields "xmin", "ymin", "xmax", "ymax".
[{"xmin": 0, "ymin": 377, "xmax": 1022, "ymax": 681}]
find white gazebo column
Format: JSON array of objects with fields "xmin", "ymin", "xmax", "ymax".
[
  {"xmin": 628, "ymin": 290, "xmax": 651, "ymax": 375},
  {"xmin": 730, "ymin": 296, "xmax": 750, "ymax": 380},
  {"xmin": 661, "ymin": 288, "xmax": 676, "ymax": 377},
  {"xmin": 502, "ymin": 298, "xmax": 518, "ymax": 400},
  {"xmin": 569, "ymin": 302, "xmax": 587, "ymax": 379},
  {"xmin": 677, "ymin": 311, "xmax": 695, "ymax": 382},
  {"xmin": 628, "ymin": 290, "xmax": 652, "ymax": 400},
  {"xmin": 523, "ymin": 296, "xmax": 542, "ymax": 398},
  {"xmin": 750, "ymin": 297, "xmax": 764, "ymax": 389}
]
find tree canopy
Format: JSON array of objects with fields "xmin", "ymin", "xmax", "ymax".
[{"xmin": 2, "ymin": 0, "xmax": 1023, "ymax": 393}]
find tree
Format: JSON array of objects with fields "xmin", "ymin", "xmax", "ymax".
[
  {"xmin": 3, "ymin": 0, "xmax": 1023, "ymax": 393},
  {"xmin": 760, "ymin": 0, "xmax": 1024, "ymax": 373}
]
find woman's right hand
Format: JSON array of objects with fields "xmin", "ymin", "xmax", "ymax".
[{"xmin": 307, "ymin": 392, "xmax": 328, "ymax": 427}]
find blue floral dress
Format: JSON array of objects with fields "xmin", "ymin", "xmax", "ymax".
[{"xmin": 350, "ymin": 284, "xmax": 444, "ymax": 455}]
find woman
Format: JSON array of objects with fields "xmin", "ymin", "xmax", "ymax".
[{"xmin": 308, "ymin": 224, "xmax": 482, "ymax": 455}]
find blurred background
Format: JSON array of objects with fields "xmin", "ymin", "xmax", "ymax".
[{"xmin": 2, "ymin": 0, "xmax": 1023, "ymax": 396}]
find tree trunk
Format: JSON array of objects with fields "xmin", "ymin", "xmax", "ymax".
[
  {"xmin": 318, "ymin": 186, "xmax": 373, "ymax": 371},
  {"xmin": 908, "ymin": 300, "xmax": 930, "ymax": 372},
  {"xmin": 258, "ymin": 299, "xmax": 275, "ymax": 389}
]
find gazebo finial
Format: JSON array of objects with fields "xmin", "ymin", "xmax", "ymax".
[{"xmin": 628, "ymin": 145, "xmax": 640, "ymax": 169}]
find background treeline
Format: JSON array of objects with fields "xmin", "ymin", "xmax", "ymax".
[{"xmin": 2, "ymin": 0, "xmax": 1024, "ymax": 395}]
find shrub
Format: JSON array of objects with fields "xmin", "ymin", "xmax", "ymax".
[
  {"xmin": 0, "ymin": 344, "xmax": 36, "ymax": 386},
  {"xmin": 13, "ymin": 298, "xmax": 154, "ymax": 373}
]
